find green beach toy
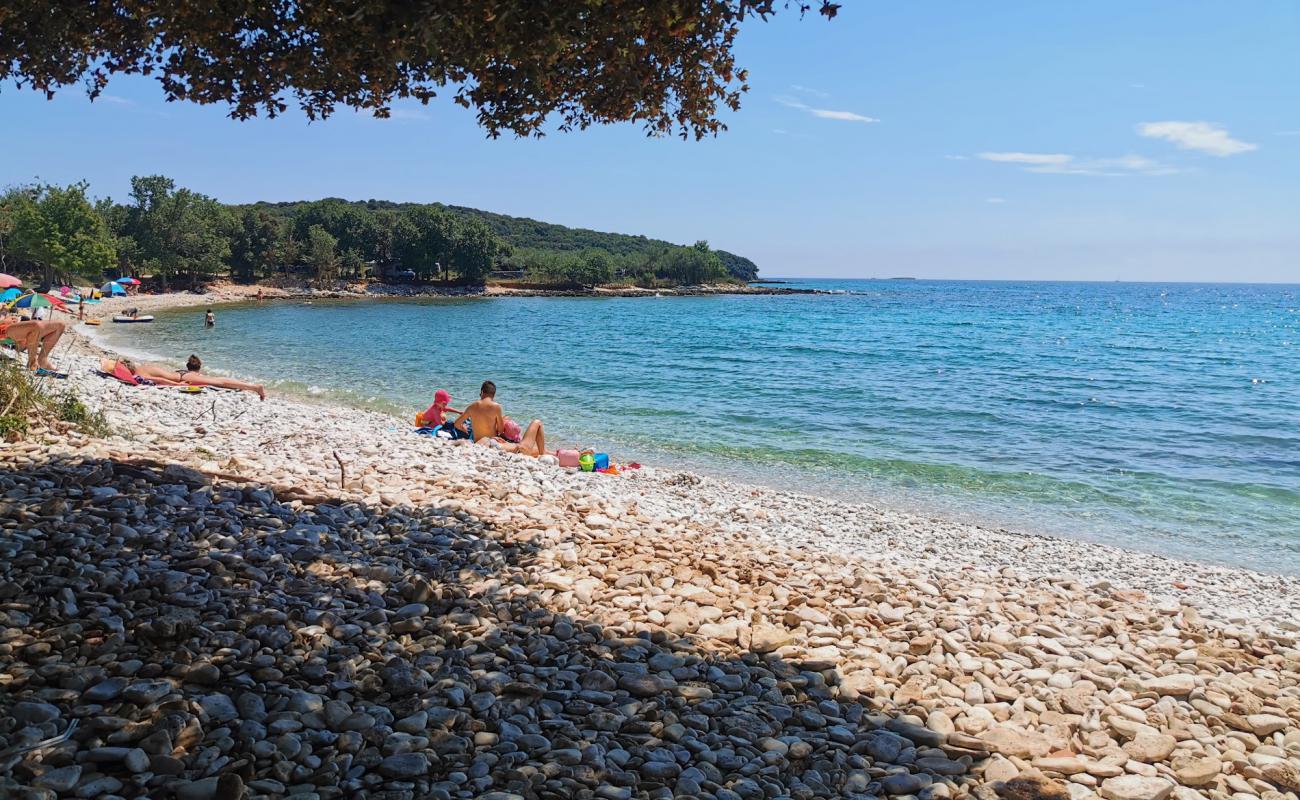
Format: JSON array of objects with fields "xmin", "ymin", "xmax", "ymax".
[{"xmin": 579, "ymin": 453, "xmax": 595, "ymax": 472}]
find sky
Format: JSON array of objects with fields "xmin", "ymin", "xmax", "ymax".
[{"xmin": 2, "ymin": 2, "xmax": 1298, "ymax": 282}]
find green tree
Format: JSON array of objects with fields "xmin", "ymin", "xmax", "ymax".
[
  {"xmin": 659, "ymin": 241, "xmax": 727, "ymax": 285},
  {"xmin": 230, "ymin": 208, "xmax": 293, "ymax": 283},
  {"xmin": 448, "ymin": 217, "xmax": 500, "ymax": 285},
  {"xmin": 304, "ymin": 225, "xmax": 340, "ymax": 283},
  {"xmin": 0, "ymin": 2, "xmax": 839, "ymax": 137},
  {"xmin": 573, "ymin": 250, "xmax": 615, "ymax": 287},
  {"xmin": 394, "ymin": 207, "xmax": 454, "ymax": 280},
  {"xmin": 125, "ymin": 175, "xmax": 232, "ymax": 289},
  {"xmin": 6, "ymin": 182, "xmax": 116, "ymax": 287}
]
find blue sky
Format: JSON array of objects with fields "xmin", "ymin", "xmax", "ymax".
[{"xmin": 2, "ymin": 2, "xmax": 1298, "ymax": 281}]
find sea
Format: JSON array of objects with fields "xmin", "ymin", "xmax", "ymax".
[{"xmin": 95, "ymin": 280, "xmax": 1300, "ymax": 575}]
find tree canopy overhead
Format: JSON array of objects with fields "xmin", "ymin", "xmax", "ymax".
[{"xmin": 0, "ymin": 1, "xmax": 838, "ymax": 138}]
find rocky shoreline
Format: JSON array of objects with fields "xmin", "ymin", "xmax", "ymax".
[
  {"xmin": 1, "ymin": 298, "xmax": 1297, "ymax": 800},
  {"xmin": 90, "ymin": 281, "xmax": 819, "ymax": 310}
]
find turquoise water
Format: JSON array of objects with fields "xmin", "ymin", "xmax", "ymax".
[{"xmin": 98, "ymin": 280, "xmax": 1300, "ymax": 574}]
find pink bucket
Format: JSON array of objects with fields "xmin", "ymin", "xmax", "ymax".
[{"xmin": 556, "ymin": 449, "xmax": 581, "ymax": 468}]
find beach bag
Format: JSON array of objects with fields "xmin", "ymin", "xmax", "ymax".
[
  {"xmin": 594, "ymin": 453, "xmax": 609, "ymax": 471},
  {"xmin": 556, "ymin": 449, "xmax": 581, "ymax": 468}
]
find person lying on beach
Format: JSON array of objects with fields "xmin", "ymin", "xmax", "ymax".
[
  {"xmin": 479, "ymin": 418, "xmax": 548, "ymax": 458},
  {"xmin": 0, "ymin": 315, "xmax": 66, "ymax": 373},
  {"xmin": 99, "ymin": 355, "xmax": 267, "ymax": 400},
  {"xmin": 452, "ymin": 380, "xmax": 505, "ymax": 441}
]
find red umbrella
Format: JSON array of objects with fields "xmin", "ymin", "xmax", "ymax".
[
  {"xmin": 0, "ymin": 273, "xmax": 22, "ymax": 289},
  {"xmin": 116, "ymin": 277, "xmax": 142, "ymax": 285}
]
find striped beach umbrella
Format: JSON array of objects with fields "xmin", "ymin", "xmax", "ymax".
[{"xmin": 9, "ymin": 291, "xmax": 68, "ymax": 311}]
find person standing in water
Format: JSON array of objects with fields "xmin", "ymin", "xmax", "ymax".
[{"xmin": 204, "ymin": 309, "xmax": 215, "ymax": 328}]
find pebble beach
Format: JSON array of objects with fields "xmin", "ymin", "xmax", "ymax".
[{"xmin": 2, "ymin": 290, "xmax": 1298, "ymax": 800}]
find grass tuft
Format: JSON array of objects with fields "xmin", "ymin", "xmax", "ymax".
[{"xmin": 0, "ymin": 357, "xmax": 109, "ymax": 439}]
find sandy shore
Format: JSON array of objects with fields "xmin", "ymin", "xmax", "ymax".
[{"xmin": 1, "ymin": 292, "xmax": 1297, "ymax": 799}]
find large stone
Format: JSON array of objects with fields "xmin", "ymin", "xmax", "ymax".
[
  {"xmin": 33, "ymin": 766, "xmax": 82, "ymax": 792},
  {"xmin": 749, "ymin": 624, "xmax": 794, "ymax": 653},
  {"xmin": 1262, "ymin": 761, "xmax": 1300, "ymax": 792},
  {"xmin": 1172, "ymin": 756, "xmax": 1220, "ymax": 787},
  {"xmin": 1033, "ymin": 757, "xmax": 1091, "ymax": 776},
  {"xmin": 1247, "ymin": 714, "xmax": 1291, "ymax": 737},
  {"xmin": 199, "ymin": 694, "xmax": 239, "ymax": 723},
  {"xmin": 13, "ymin": 701, "xmax": 61, "ymax": 724},
  {"xmin": 379, "ymin": 752, "xmax": 428, "ymax": 778},
  {"xmin": 997, "ymin": 775, "xmax": 1072, "ymax": 800},
  {"xmin": 980, "ymin": 726, "xmax": 1052, "ymax": 759},
  {"xmin": 1098, "ymin": 775, "xmax": 1174, "ymax": 800},
  {"xmin": 1122, "ymin": 733, "xmax": 1176, "ymax": 763},
  {"xmin": 1141, "ymin": 675, "xmax": 1195, "ymax": 697}
]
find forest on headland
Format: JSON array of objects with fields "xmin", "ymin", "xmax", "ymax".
[{"xmin": 0, "ymin": 178, "xmax": 760, "ymax": 291}]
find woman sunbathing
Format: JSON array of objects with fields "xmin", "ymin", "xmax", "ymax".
[
  {"xmin": 480, "ymin": 418, "xmax": 547, "ymax": 457},
  {"xmin": 100, "ymin": 355, "xmax": 266, "ymax": 400},
  {"xmin": 0, "ymin": 315, "xmax": 66, "ymax": 373}
]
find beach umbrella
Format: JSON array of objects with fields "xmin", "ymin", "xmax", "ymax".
[
  {"xmin": 10, "ymin": 291, "xmax": 68, "ymax": 310},
  {"xmin": 0, "ymin": 288, "xmax": 21, "ymax": 303},
  {"xmin": 0, "ymin": 273, "xmax": 21, "ymax": 289},
  {"xmin": 117, "ymin": 277, "xmax": 141, "ymax": 285},
  {"xmin": 100, "ymin": 281, "xmax": 126, "ymax": 296}
]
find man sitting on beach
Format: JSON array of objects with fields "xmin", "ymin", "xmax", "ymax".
[{"xmin": 453, "ymin": 380, "xmax": 505, "ymax": 441}]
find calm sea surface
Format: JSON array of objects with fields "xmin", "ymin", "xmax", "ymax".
[{"xmin": 97, "ymin": 280, "xmax": 1300, "ymax": 574}]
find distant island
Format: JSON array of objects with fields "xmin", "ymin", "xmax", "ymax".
[{"xmin": 0, "ymin": 176, "xmax": 761, "ymax": 292}]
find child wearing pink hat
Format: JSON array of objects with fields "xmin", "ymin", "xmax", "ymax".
[{"xmin": 416, "ymin": 389, "xmax": 461, "ymax": 429}]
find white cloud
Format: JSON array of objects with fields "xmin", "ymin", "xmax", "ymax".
[
  {"xmin": 790, "ymin": 84, "xmax": 830, "ymax": 98},
  {"xmin": 775, "ymin": 96, "xmax": 878, "ymax": 124},
  {"xmin": 808, "ymin": 108, "xmax": 878, "ymax": 123},
  {"xmin": 976, "ymin": 151, "xmax": 1177, "ymax": 176},
  {"xmin": 98, "ymin": 94, "xmax": 134, "ymax": 106},
  {"xmin": 985, "ymin": 197, "xmax": 1006, "ymax": 204},
  {"xmin": 943, "ymin": 155, "xmax": 968, "ymax": 161},
  {"xmin": 1136, "ymin": 121, "xmax": 1256, "ymax": 156},
  {"xmin": 387, "ymin": 107, "xmax": 430, "ymax": 121},
  {"xmin": 1275, "ymin": 130, "xmax": 1300, "ymax": 137},
  {"xmin": 978, "ymin": 152, "xmax": 1073, "ymax": 166}
]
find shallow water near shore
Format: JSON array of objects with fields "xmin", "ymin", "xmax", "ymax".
[{"xmin": 96, "ymin": 279, "xmax": 1300, "ymax": 574}]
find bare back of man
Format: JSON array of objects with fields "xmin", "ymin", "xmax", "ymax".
[{"xmin": 455, "ymin": 380, "xmax": 504, "ymax": 441}]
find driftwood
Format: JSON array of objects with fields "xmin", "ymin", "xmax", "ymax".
[{"xmin": 333, "ymin": 450, "xmax": 346, "ymax": 489}]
